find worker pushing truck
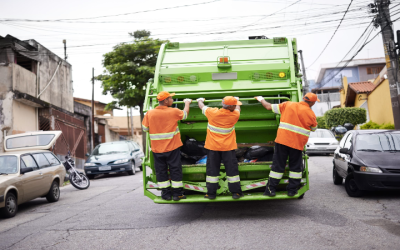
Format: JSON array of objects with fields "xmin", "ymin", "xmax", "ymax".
[{"xmin": 142, "ymin": 37, "xmax": 315, "ymax": 203}]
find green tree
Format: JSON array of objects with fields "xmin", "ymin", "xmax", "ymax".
[
  {"xmin": 96, "ymin": 30, "xmax": 167, "ymax": 149},
  {"xmin": 324, "ymin": 107, "xmax": 367, "ymax": 128},
  {"xmin": 316, "ymin": 116, "xmax": 327, "ymax": 129}
]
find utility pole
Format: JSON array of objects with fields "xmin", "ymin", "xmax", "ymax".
[
  {"xmin": 130, "ymin": 107, "xmax": 135, "ymax": 141},
  {"xmin": 127, "ymin": 108, "xmax": 131, "ymax": 140},
  {"xmin": 91, "ymin": 68, "xmax": 95, "ymax": 151},
  {"xmin": 298, "ymin": 50, "xmax": 309, "ymax": 95},
  {"xmin": 63, "ymin": 40, "xmax": 67, "ymax": 60},
  {"xmin": 375, "ymin": 0, "xmax": 400, "ymax": 129}
]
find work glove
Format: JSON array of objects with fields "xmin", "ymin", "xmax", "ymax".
[
  {"xmin": 183, "ymin": 98, "xmax": 192, "ymax": 103},
  {"xmin": 196, "ymin": 98, "xmax": 205, "ymax": 103},
  {"xmin": 234, "ymin": 97, "xmax": 239, "ymax": 101},
  {"xmin": 254, "ymin": 96, "xmax": 264, "ymax": 102}
]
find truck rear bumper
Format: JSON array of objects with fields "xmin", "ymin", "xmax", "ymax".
[{"xmin": 151, "ymin": 186, "xmax": 308, "ymax": 203}]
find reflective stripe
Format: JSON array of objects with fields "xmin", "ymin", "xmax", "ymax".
[
  {"xmin": 271, "ymin": 104, "xmax": 281, "ymax": 115},
  {"xmin": 202, "ymin": 106, "xmax": 209, "ymax": 115},
  {"xmin": 206, "ymin": 176, "xmax": 219, "ymax": 183},
  {"xmin": 289, "ymin": 171, "xmax": 302, "ymax": 179},
  {"xmin": 207, "ymin": 123, "xmax": 235, "ymax": 135},
  {"xmin": 149, "ymin": 127, "xmax": 180, "ymax": 140},
  {"xmin": 171, "ymin": 181, "xmax": 183, "ymax": 188},
  {"xmin": 227, "ymin": 175, "xmax": 240, "ymax": 183},
  {"xmin": 269, "ymin": 171, "xmax": 283, "ymax": 179},
  {"xmin": 311, "ymin": 126, "xmax": 317, "ymax": 132},
  {"xmin": 142, "ymin": 125, "xmax": 149, "ymax": 132},
  {"xmin": 279, "ymin": 122, "xmax": 310, "ymax": 137},
  {"xmin": 182, "ymin": 110, "xmax": 188, "ymax": 121},
  {"xmin": 157, "ymin": 180, "xmax": 170, "ymax": 188}
]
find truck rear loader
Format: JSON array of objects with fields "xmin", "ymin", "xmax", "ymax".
[{"xmin": 142, "ymin": 37, "xmax": 309, "ymax": 203}]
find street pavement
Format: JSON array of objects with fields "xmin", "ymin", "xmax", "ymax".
[{"xmin": 1, "ymin": 155, "xmax": 400, "ymax": 249}]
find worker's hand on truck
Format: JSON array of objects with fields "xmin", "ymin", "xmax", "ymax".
[
  {"xmin": 254, "ymin": 96, "xmax": 264, "ymax": 102},
  {"xmin": 183, "ymin": 98, "xmax": 192, "ymax": 103},
  {"xmin": 196, "ymin": 98, "xmax": 205, "ymax": 103}
]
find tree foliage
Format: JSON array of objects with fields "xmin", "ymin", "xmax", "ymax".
[
  {"xmin": 324, "ymin": 107, "xmax": 367, "ymax": 128},
  {"xmin": 360, "ymin": 121, "xmax": 395, "ymax": 129},
  {"xmin": 316, "ymin": 116, "xmax": 328, "ymax": 129},
  {"xmin": 96, "ymin": 30, "xmax": 167, "ymax": 111}
]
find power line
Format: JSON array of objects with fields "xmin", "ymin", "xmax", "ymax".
[{"xmin": 307, "ymin": 0, "xmax": 354, "ymax": 69}]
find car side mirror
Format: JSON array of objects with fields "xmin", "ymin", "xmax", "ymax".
[
  {"xmin": 20, "ymin": 167, "xmax": 33, "ymax": 174},
  {"xmin": 85, "ymin": 153, "xmax": 90, "ymax": 157},
  {"xmin": 339, "ymin": 148, "xmax": 350, "ymax": 154}
]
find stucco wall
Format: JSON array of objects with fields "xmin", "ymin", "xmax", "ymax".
[
  {"xmin": 354, "ymin": 93, "xmax": 368, "ymax": 108},
  {"xmin": 0, "ymin": 65, "xmax": 13, "ymax": 93},
  {"xmin": 367, "ymin": 79, "xmax": 394, "ymax": 124},
  {"xmin": 0, "ymin": 91, "xmax": 14, "ymax": 153},
  {"xmin": 358, "ymin": 64, "xmax": 385, "ymax": 82},
  {"xmin": 12, "ymin": 100, "xmax": 36, "ymax": 134},
  {"xmin": 13, "ymin": 63, "xmax": 37, "ymax": 97},
  {"xmin": 105, "ymin": 123, "xmax": 120, "ymax": 142}
]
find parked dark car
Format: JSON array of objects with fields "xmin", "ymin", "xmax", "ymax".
[
  {"xmin": 84, "ymin": 141, "xmax": 144, "ymax": 179},
  {"xmin": 333, "ymin": 129, "xmax": 400, "ymax": 197}
]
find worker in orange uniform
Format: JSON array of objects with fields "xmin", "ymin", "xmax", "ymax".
[
  {"xmin": 255, "ymin": 93, "xmax": 319, "ymax": 197},
  {"xmin": 142, "ymin": 91, "xmax": 192, "ymax": 201},
  {"xmin": 197, "ymin": 96, "xmax": 244, "ymax": 199}
]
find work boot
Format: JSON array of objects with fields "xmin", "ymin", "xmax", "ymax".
[
  {"xmin": 232, "ymin": 193, "xmax": 244, "ymax": 199},
  {"xmin": 263, "ymin": 187, "xmax": 276, "ymax": 197},
  {"xmin": 161, "ymin": 189, "xmax": 172, "ymax": 201},
  {"xmin": 173, "ymin": 194, "xmax": 187, "ymax": 201},
  {"xmin": 287, "ymin": 190, "xmax": 298, "ymax": 197},
  {"xmin": 204, "ymin": 194, "xmax": 216, "ymax": 199}
]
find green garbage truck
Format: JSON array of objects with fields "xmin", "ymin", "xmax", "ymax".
[{"xmin": 142, "ymin": 37, "xmax": 309, "ymax": 203}]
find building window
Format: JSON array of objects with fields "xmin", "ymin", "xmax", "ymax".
[{"xmin": 367, "ymin": 67, "xmax": 383, "ymax": 75}]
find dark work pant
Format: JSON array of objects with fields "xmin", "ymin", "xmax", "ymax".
[
  {"xmin": 206, "ymin": 150, "xmax": 243, "ymax": 195},
  {"xmin": 152, "ymin": 148, "xmax": 183, "ymax": 196},
  {"xmin": 266, "ymin": 143, "xmax": 303, "ymax": 192}
]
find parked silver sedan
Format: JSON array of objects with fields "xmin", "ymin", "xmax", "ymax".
[{"xmin": 306, "ymin": 129, "xmax": 339, "ymax": 155}]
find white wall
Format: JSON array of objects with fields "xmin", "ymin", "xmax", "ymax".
[{"xmin": 312, "ymin": 101, "xmax": 341, "ymax": 117}]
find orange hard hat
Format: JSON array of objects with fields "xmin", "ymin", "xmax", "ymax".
[
  {"xmin": 157, "ymin": 91, "xmax": 175, "ymax": 101},
  {"xmin": 223, "ymin": 96, "xmax": 242, "ymax": 105},
  {"xmin": 303, "ymin": 92, "xmax": 320, "ymax": 102}
]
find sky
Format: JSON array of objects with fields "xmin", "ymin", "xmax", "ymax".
[{"xmin": 1, "ymin": 0, "xmax": 399, "ymax": 116}]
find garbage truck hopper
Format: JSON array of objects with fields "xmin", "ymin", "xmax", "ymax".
[{"xmin": 142, "ymin": 38, "xmax": 309, "ymax": 203}]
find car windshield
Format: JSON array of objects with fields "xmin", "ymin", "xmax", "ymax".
[
  {"xmin": 92, "ymin": 143, "xmax": 129, "ymax": 155},
  {"xmin": 357, "ymin": 133, "xmax": 400, "ymax": 151},
  {"xmin": 309, "ymin": 130, "xmax": 335, "ymax": 138},
  {"xmin": 0, "ymin": 156, "xmax": 18, "ymax": 174}
]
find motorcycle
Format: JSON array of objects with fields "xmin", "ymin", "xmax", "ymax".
[{"xmin": 63, "ymin": 152, "xmax": 90, "ymax": 190}]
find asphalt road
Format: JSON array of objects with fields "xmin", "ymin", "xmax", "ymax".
[{"xmin": 1, "ymin": 156, "xmax": 400, "ymax": 250}]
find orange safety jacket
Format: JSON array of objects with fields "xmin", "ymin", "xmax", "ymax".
[
  {"xmin": 142, "ymin": 106, "xmax": 187, "ymax": 153},
  {"xmin": 271, "ymin": 101, "xmax": 317, "ymax": 151},
  {"xmin": 202, "ymin": 106, "xmax": 240, "ymax": 151}
]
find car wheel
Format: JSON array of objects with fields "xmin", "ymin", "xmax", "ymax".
[
  {"xmin": 46, "ymin": 181, "xmax": 60, "ymax": 202},
  {"xmin": 333, "ymin": 166, "xmax": 343, "ymax": 185},
  {"xmin": 0, "ymin": 192, "xmax": 18, "ymax": 218},
  {"xmin": 345, "ymin": 173, "xmax": 364, "ymax": 197},
  {"xmin": 139, "ymin": 165, "xmax": 143, "ymax": 171},
  {"xmin": 128, "ymin": 161, "xmax": 136, "ymax": 175}
]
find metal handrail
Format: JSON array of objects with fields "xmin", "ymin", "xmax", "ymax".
[{"xmin": 154, "ymin": 97, "xmax": 290, "ymax": 106}]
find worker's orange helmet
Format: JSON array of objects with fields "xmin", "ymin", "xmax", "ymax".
[
  {"xmin": 157, "ymin": 91, "xmax": 175, "ymax": 101},
  {"xmin": 223, "ymin": 96, "xmax": 242, "ymax": 105},
  {"xmin": 303, "ymin": 92, "xmax": 320, "ymax": 102}
]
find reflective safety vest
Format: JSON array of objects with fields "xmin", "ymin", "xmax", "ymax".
[
  {"xmin": 271, "ymin": 102, "xmax": 318, "ymax": 151},
  {"xmin": 142, "ymin": 106, "xmax": 187, "ymax": 153},
  {"xmin": 202, "ymin": 106, "xmax": 240, "ymax": 151}
]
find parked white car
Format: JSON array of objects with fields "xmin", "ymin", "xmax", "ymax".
[{"xmin": 306, "ymin": 129, "xmax": 339, "ymax": 155}]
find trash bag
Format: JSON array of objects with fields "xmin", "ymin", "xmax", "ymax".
[
  {"xmin": 244, "ymin": 146, "xmax": 274, "ymax": 159},
  {"xmin": 257, "ymin": 153, "xmax": 273, "ymax": 162},
  {"xmin": 235, "ymin": 147, "xmax": 249, "ymax": 158},
  {"xmin": 196, "ymin": 156, "xmax": 207, "ymax": 164},
  {"xmin": 181, "ymin": 157, "xmax": 196, "ymax": 165},
  {"xmin": 334, "ymin": 126, "xmax": 347, "ymax": 135},
  {"xmin": 181, "ymin": 137, "xmax": 208, "ymax": 156}
]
